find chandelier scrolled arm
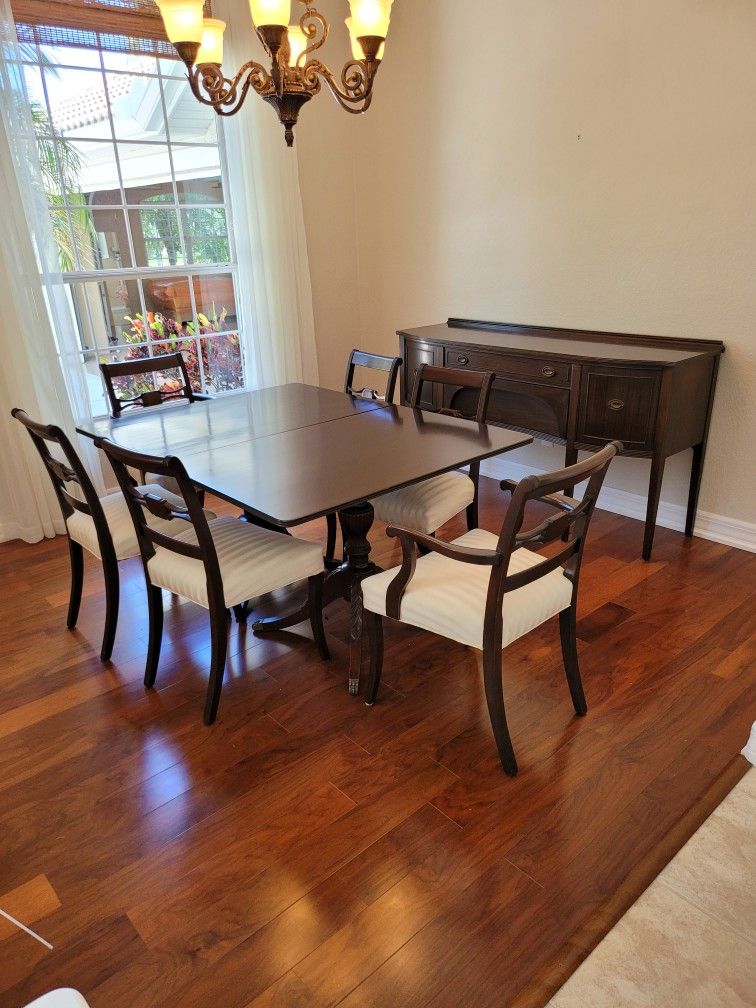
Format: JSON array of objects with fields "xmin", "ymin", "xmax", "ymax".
[
  {"xmin": 304, "ymin": 58, "xmax": 378, "ymax": 115},
  {"xmin": 188, "ymin": 61, "xmax": 272, "ymax": 117},
  {"xmin": 295, "ymin": 8, "xmax": 328, "ymax": 66},
  {"xmin": 156, "ymin": 0, "xmax": 394, "ymax": 146}
]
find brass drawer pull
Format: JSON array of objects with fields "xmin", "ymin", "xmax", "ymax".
[
  {"xmin": 608, "ymin": 398, "xmax": 625, "ymax": 411},
  {"xmin": 457, "ymin": 355, "xmax": 469, "ymax": 365},
  {"xmin": 541, "ymin": 365, "xmax": 556, "ymax": 377}
]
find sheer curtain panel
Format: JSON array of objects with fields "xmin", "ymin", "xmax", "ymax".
[
  {"xmin": 215, "ymin": 0, "xmax": 319, "ymax": 389},
  {"xmin": 0, "ymin": 0, "xmax": 98, "ymax": 543}
]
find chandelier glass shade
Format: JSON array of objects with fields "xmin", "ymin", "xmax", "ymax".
[{"xmin": 155, "ymin": 0, "xmax": 394, "ymax": 147}]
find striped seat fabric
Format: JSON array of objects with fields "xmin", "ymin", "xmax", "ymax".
[
  {"xmin": 147, "ymin": 515, "xmax": 325, "ymax": 609},
  {"xmin": 66, "ymin": 485, "xmax": 214, "ymax": 561},
  {"xmin": 370, "ymin": 470, "xmax": 474, "ymax": 535},
  {"xmin": 362, "ymin": 528, "xmax": 573, "ymax": 650}
]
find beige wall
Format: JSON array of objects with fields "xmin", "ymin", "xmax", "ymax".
[{"xmin": 297, "ymin": 0, "xmax": 756, "ymax": 527}]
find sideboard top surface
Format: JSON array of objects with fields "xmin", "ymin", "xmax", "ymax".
[{"xmin": 399, "ymin": 320, "xmax": 724, "ymax": 366}]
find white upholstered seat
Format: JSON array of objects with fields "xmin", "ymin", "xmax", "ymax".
[
  {"xmin": 147, "ymin": 515, "xmax": 325, "ymax": 609},
  {"xmin": 370, "ymin": 470, "xmax": 475, "ymax": 535},
  {"xmin": 66, "ymin": 485, "xmax": 213, "ymax": 562},
  {"xmin": 362, "ymin": 528, "xmax": 573, "ymax": 650}
]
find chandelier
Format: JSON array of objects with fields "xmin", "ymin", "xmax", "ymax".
[{"xmin": 155, "ymin": 0, "xmax": 393, "ymax": 146}]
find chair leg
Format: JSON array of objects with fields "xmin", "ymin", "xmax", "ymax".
[
  {"xmin": 364, "ymin": 611, "xmax": 384, "ymax": 706},
  {"xmin": 66, "ymin": 539, "xmax": 84, "ymax": 630},
  {"xmin": 204, "ymin": 604, "xmax": 229, "ymax": 725},
  {"xmin": 100, "ymin": 555, "xmax": 120, "ymax": 662},
  {"xmin": 144, "ymin": 585, "xmax": 164, "ymax": 688},
  {"xmin": 308, "ymin": 574, "xmax": 330, "ymax": 661},
  {"xmin": 325, "ymin": 513, "xmax": 337, "ymax": 563},
  {"xmin": 560, "ymin": 605, "xmax": 587, "ymax": 715},
  {"xmin": 467, "ymin": 463, "xmax": 480, "ymax": 530},
  {"xmin": 482, "ymin": 644, "xmax": 518, "ymax": 776}
]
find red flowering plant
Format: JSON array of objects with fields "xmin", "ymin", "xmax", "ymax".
[{"xmin": 111, "ymin": 306, "xmax": 243, "ymax": 400}]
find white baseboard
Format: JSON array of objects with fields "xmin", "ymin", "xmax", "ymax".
[{"xmin": 479, "ymin": 457, "xmax": 756, "ymax": 554}]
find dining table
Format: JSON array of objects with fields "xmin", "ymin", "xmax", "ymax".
[{"xmin": 78, "ymin": 383, "xmax": 532, "ymax": 692}]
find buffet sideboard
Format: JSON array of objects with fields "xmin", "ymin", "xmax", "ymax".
[{"xmin": 398, "ymin": 318, "xmax": 724, "ymax": 559}]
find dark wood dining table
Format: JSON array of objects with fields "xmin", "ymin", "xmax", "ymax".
[{"xmin": 79, "ymin": 383, "xmax": 531, "ymax": 691}]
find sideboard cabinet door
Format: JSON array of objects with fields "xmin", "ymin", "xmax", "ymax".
[{"xmin": 578, "ymin": 367, "xmax": 660, "ymax": 452}]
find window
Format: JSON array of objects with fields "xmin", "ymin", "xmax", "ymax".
[{"xmin": 16, "ymin": 36, "xmax": 244, "ymax": 415}]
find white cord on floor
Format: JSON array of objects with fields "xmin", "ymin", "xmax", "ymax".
[{"xmin": 0, "ymin": 907, "xmax": 53, "ymax": 949}]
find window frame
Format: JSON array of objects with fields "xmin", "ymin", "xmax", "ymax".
[{"xmin": 17, "ymin": 38, "xmax": 245, "ymax": 415}]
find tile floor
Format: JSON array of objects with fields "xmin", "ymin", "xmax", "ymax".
[{"xmin": 548, "ymin": 765, "xmax": 755, "ymax": 1008}]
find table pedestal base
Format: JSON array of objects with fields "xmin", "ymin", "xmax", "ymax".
[{"xmin": 252, "ymin": 502, "xmax": 380, "ymax": 694}]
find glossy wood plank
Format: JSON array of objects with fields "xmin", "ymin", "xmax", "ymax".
[{"xmin": 0, "ymin": 477, "xmax": 753, "ymax": 1007}]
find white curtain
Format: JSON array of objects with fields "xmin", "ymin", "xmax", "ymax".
[
  {"xmin": 215, "ymin": 0, "xmax": 319, "ymax": 389},
  {"xmin": 0, "ymin": 0, "xmax": 100, "ymax": 543}
]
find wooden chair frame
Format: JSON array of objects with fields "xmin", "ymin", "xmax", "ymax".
[
  {"xmin": 97, "ymin": 438, "xmax": 330, "ymax": 725},
  {"xmin": 12, "ymin": 408, "xmax": 121, "ymax": 661},
  {"xmin": 100, "ymin": 351, "xmax": 210, "ymax": 418},
  {"xmin": 407, "ymin": 363, "xmax": 496, "ymax": 531},
  {"xmin": 363, "ymin": 441, "xmax": 622, "ymax": 775}
]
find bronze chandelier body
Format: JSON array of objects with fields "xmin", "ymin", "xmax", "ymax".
[{"xmin": 173, "ymin": 2, "xmax": 386, "ymax": 146}]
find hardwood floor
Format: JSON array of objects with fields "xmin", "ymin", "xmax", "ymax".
[{"xmin": 0, "ymin": 477, "xmax": 753, "ymax": 1008}]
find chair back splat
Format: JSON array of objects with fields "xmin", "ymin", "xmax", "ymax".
[
  {"xmin": 487, "ymin": 443, "xmax": 622, "ymax": 635},
  {"xmin": 100, "ymin": 351, "xmax": 209, "ymax": 417},
  {"xmin": 409, "ymin": 363, "xmax": 495, "ymax": 422},
  {"xmin": 344, "ymin": 349, "xmax": 403, "ymax": 403}
]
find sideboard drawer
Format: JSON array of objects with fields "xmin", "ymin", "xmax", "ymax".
[
  {"xmin": 578, "ymin": 368, "xmax": 660, "ymax": 450},
  {"xmin": 444, "ymin": 346, "xmax": 572, "ymax": 386}
]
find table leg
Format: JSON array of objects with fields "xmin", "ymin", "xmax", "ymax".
[
  {"xmin": 336, "ymin": 503, "xmax": 378, "ymax": 696},
  {"xmin": 348, "ymin": 580, "xmax": 364, "ymax": 696}
]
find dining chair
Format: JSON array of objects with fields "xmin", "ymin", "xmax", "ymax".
[
  {"xmin": 101, "ymin": 351, "xmax": 212, "ymax": 496},
  {"xmin": 98, "ymin": 438, "xmax": 330, "ymax": 724},
  {"xmin": 343, "ymin": 349, "xmax": 402, "ymax": 403},
  {"xmin": 369, "ymin": 363, "xmax": 495, "ymax": 537},
  {"xmin": 100, "ymin": 351, "xmax": 210, "ymax": 418},
  {"xmin": 11, "ymin": 408, "xmax": 206, "ymax": 661},
  {"xmin": 325, "ymin": 349, "xmax": 403, "ymax": 564},
  {"xmin": 360, "ymin": 441, "xmax": 622, "ymax": 775}
]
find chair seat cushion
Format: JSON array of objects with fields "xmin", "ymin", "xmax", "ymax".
[
  {"xmin": 362, "ymin": 528, "xmax": 573, "ymax": 650},
  {"xmin": 147, "ymin": 516, "xmax": 324, "ymax": 609},
  {"xmin": 66, "ymin": 486, "xmax": 214, "ymax": 562},
  {"xmin": 371, "ymin": 470, "xmax": 475, "ymax": 534}
]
